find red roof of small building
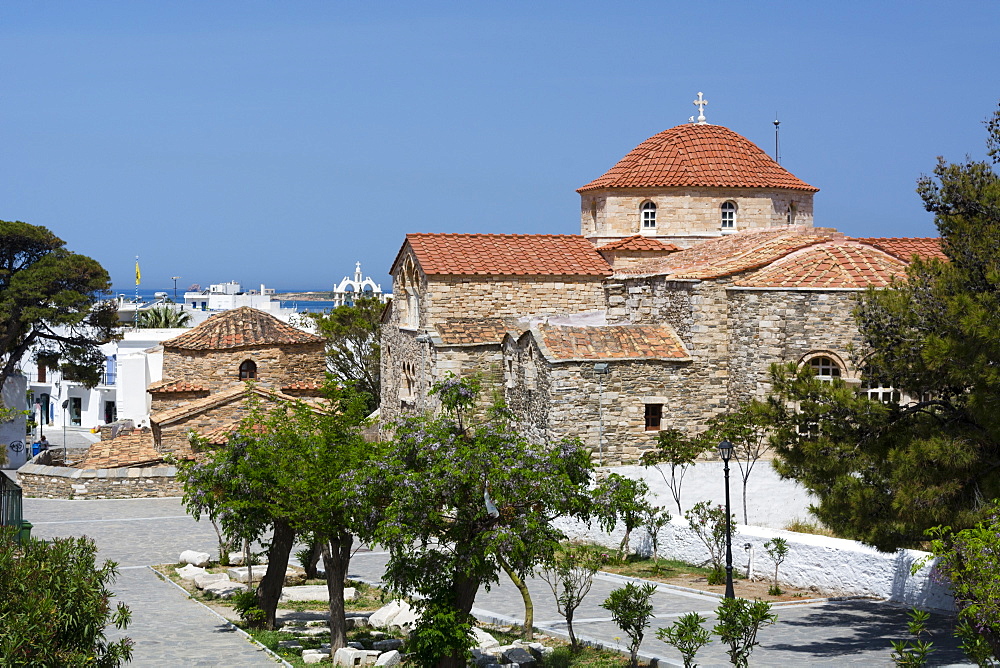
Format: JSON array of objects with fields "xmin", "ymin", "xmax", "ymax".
[
  {"xmin": 162, "ymin": 306, "xmax": 323, "ymax": 351},
  {"xmin": 579, "ymin": 124, "xmax": 818, "ymax": 193},
  {"xmin": 78, "ymin": 431, "xmax": 167, "ymax": 469},
  {"xmin": 599, "ymin": 236, "xmax": 681, "ymax": 252},
  {"xmin": 851, "ymin": 237, "xmax": 946, "ymax": 262},
  {"xmin": 147, "ymin": 379, "xmax": 210, "ymax": 393},
  {"xmin": 533, "ymin": 324, "xmax": 690, "ymax": 362},
  {"xmin": 734, "ymin": 242, "xmax": 908, "ymax": 289},
  {"xmin": 617, "ymin": 226, "xmax": 843, "ymax": 280},
  {"xmin": 435, "ymin": 318, "xmax": 516, "ymax": 346},
  {"xmin": 395, "ymin": 234, "xmax": 612, "ymax": 277}
]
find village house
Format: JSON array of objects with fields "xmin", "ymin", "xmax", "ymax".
[{"xmin": 381, "ymin": 101, "xmax": 944, "ymax": 464}]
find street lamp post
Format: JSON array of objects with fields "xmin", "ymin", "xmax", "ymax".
[
  {"xmin": 718, "ymin": 439, "xmax": 735, "ymax": 599},
  {"xmin": 171, "ymin": 276, "xmax": 181, "ymax": 302}
]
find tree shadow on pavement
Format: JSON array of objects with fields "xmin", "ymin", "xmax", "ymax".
[{"xmin": 766, "ymin": 600, "xmax": 968, "ymax": 664}]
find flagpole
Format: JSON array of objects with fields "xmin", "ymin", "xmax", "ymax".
[{"xmin": 135, "ymin": 256, "xmax": 140, "ymax": 328}]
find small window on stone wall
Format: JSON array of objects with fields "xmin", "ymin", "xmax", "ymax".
[
  {"xmin": 721, "ymin": 201, "xmax": 737, "ymax": 229},
  {"xmin": 644, "ymin": 404, "xmax": 663, "ymax": 431},
  {"xmin": 641, "ymin": 201, "xmax": 657, "ymax": 229},
  {"xmin": 808, "ymin": 356, "xmax": 842, "ymax": 381},
  {"xmin": 239, "ymin": 360, "xmax": 257, "ymax": 380}
]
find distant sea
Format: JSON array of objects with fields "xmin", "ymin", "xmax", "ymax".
[{"xmin": 111, "ymin": 287, "xmax": 336, "ymax": 313}]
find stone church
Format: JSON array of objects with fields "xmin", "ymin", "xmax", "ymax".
[{"xmin": 381, "ymin": 102, "xmax": 944, "ymax": 464}]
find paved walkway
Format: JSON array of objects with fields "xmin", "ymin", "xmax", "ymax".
[
  {"xmin": 24, "ymin": 497, "xmax": 278, "ymax": 667},
  {"xmin": 23, "ymin": 496, "xmax": 972, "ymax": 667}
]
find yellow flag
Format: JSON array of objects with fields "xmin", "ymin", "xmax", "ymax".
[{"xmin": 135, "ymin": 259, "xmax": 141, "ymax": 286}]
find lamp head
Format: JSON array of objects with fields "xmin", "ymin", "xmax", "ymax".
[{"xmin": 718, "ymin": 439, "xmax": 733, "ymax": 462}]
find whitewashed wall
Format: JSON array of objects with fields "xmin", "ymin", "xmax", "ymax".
[
  {"xmin": 553, "ymin": 515, "xmax": 953, "ymax": 611},
  {"xmin": 603, "ymin": 461, "xmax": 815, "ymax": 529}
]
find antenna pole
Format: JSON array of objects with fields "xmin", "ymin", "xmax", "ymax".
[{"xmin": 773, "ymin": 114, "xmax": 781, "ymax": 164}]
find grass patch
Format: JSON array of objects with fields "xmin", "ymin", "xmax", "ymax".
[
  {"xmin": 783, "ymin": 519, "xmax": 837, "ymax": 537},
  {"xmin": 570, "ymin": 543, "xmax": 725, "ymax": 583}
]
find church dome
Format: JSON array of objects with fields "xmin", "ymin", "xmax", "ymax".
[{"xmin": 578, "ymin": 123, "xmax": 818, "ymax": 193}]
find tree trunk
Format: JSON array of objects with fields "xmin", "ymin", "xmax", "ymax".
[
  {"xmin": 436, "ymin": 573, "xmax": 480, "ymax": 668},
  {"xmin": 258, "ymin": 519, "xmax": 295, "ymax": 631},
  {"xmin": 498, "ymin": 556, "xmax": 533, "ymax": 640},
  {"xmin": 321, "ymin": 531, "xmax": 353, "ymax": 654},
  {"xmin": 566, "ymin": 608, "xmax": 578, "ymax": 650},
  {"xmin": 304, "ymin": 539, "xmax": 323, "ymax": 580}
]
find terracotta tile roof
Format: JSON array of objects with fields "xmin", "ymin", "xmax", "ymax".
[
  {"xmin": 434, "ymin": 318, "xmax": 516, "ymax": 346},
  {"xmin": 599, "ymin": 236, "xmax": 681, "ymax": 252},
  {"xmin": 395, "ymin": 234, "xmax": 612, "ymax": 277},
  {"xmin": 162, "ymin": 307, "xmax": 323, "ymax": 351},
  {"xmin": 616, "ymin": 226, "xmax": 843, "ymax": 280},
  {"xmin": 150, "ymin": 384, "xmax": 313, "ymax": 427},
  {"xmin": 579, "ymin": 124, "xmax": 818, "ymax": 193},
  {"xmin": 852, "ymin": 237, "xmax": 947, "ymax": 262},
  {"xmin": 533, "ymin": 324, "xmax": 690, "ymax": 362},
  {"xmin": 78, "ymin": 431, "xmax": 166, "ymax": 469},
  {"xmin": 148, "ymin": 379, "xmax": 210, "ymax": 393},
  {"xmin": 734, "ymin": 241, "xmax": 908, "ymax": 288}
]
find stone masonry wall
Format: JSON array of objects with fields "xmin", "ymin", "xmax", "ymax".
[
  {"xmin": 161, "ymin": 343, "xmax": 325, "ymax": 393},
  {"xmin": 422, "ymin": 275, "xmax": 605, "ymax": 323},
  {"xmin": 19, "ymin": 463, "xmax": 181, "ymax": 499},
  {"xmin": 727, "ymin": 289, "xmax": 864, "ymax": 405},
  {"xmin": 580, "ymin": 187, "xmax": 814, "ymax": 239},
  {"xmin": 156, "ymin": 393, "xmax": 265, "ymax": 453}
]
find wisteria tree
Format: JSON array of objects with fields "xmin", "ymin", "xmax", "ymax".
[{"xmin": 348, "ymin": 376, "xmax": 595, "ymax": 668}]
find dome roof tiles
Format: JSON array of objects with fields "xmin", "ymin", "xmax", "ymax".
[{"xmin": 579, "ymin": 123, "xmax": 818, "ymax": 193}]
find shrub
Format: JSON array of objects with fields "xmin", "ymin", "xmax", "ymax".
[
  {"xmin": 712, "ymin": 597, "xmax": 776, "ymax": 667},
  {"xmin": 685, "ymin": 501, "xmax": 738, "ymax": 572},
  {"xmin": 656, "ymin": 612, "xmax": 711, "ymax": 668},
  {"xmin": 0, "ymin": 529, "xmax": 133, "ymax": 665},
  {"xmin": 601, "ymin": 582, "xmax": 657, "ymax": 668}
]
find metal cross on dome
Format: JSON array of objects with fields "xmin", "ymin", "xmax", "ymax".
[{"xmin": 692, "ymin": 92, "xmax": 709, "ymax": 124}]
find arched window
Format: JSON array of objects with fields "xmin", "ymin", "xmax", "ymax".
[
  {"xmin": 808, "ymin": 356, "xmax": 841, "ymax": 381},
  {"xmin": 239, "ymin": 360, "xmax": 257, "ymax": 380},
  {"xmin": 787, "ymin": 202, "xmax": 797, "ymax": 225},
  {"xmin": 641, "ymin": 201, "xmax": 657, "ymax": 229},
  {"xmin": 721, "ymin": 201, "xmax": 737, "ymax": 229}
]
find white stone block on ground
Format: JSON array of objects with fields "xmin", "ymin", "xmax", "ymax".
[
  {"xmin": 179, "ymin": 550, "xmax": 212, "ymax": 567},
  {"xmin": 203, "ymin": 580, "xmax": 248, "ymax": 599},
  {"xmin": 368, "ymin": 600, "xmax": 402, "ymax": 629},
  {"xmin": 303, "ymin": 652, "xmax": 326, "ymax": 665},
  {"xmin": 374, "ymin": 650, "xmax": 401, "ymax": 666},
  {"xmin": 227, "ymin": 551, "xmax": 245, "ymax": 565},
  {"xmin": 281, "ymin": 585, "xmax": 330, "ymax": 602},
  {"xmin": 228, "ymin": 565, "xmax": 303, "ymax": 583},
  {"xmin": 175, "ymin": 564, "xmax": 206, "ymax": 581},
  {"xmin": 472, "ymin": 627, "xmax": 500, "ymax": 650},
  {"xmin": 387, "ymin": 600, "xmax": 419, "ymax": 632},
  {"xmin": 278, "ymin": 639, "xmax": 303, "ymax": 650},
  {"xmin": 194, "ymin": 572, "xmax": 229, "ymax": 590},
  {"xmin": 333, "ymin": 647, "xmax": 379, "ymax": 666}
]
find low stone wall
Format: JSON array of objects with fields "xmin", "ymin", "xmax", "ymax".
[
  {"xmin": 18, "ymin": 462, "xmax": 181, "ymax": 499},
  {"xmin": 554, "ymin": 516, "xmax": 954, "ymax": 611}
]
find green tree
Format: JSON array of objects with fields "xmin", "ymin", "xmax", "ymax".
[
  {"xmin": 0, "ymin": 529, "xmax": 132, "ymax": 666},
  {"xmin": 347, "ymin": 376, "xmax": 594, "ymax": 668},
  {"xmin": 307, "ymin": 295, "xmax": 382, "ymax": 413},
  {"xmin": 923, "ymin": 503, "xmax": 1000, "ymax": 659},
  {"xmin": 136, "ymin": 305, "xmax": 191, "ymax": 328},
  {"xmin": 0, "ymin": 220, "xmax": 119, "ymax": 392},
  {"xmin": 538, "ymin": 543, "xmax": 602, "ymax": 651},
  {"xmin": 641, "ymin": 428, "xmax": 709, "ymax": 514},
  {"xmin": 656, "ymin": 612, "xmax": 712, "ymax": 668},
  {"xmin": 712, "ymin": 598, "xmax": 776, "ymax": 668},
  {"xmin": 178, "ymin": 384, "xmax": 369, "ymax": 651},
  {"xmin": 766, "ymin": 103, "xmax": 1000, "ymax": 551},
  {"xmin": 706, "ymin": 403, "xmax": 772, "ymax": 525},
  {"xmin": 601, "ymin": 582, "xmax": 657, "ymax": 668},
  {"xmin": 594, "ymin": 473, "xmax": 651, "ymax": 561},
  {"xmin": 684, "ymin": 501, "xmax": 738, "ymax": 582}
]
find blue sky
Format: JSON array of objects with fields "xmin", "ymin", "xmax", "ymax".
[{"xmin": 2, "ymin": 1, "xmax": 997, "ymax": 291}]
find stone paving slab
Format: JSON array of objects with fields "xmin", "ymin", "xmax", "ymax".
[
  {"xmin": 108, "ymin": 568, "xmax": 277, "ymax": 667},
  {"xmin": 22, "ymin": 497, "xmax": 280, "ymax": 666}
]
